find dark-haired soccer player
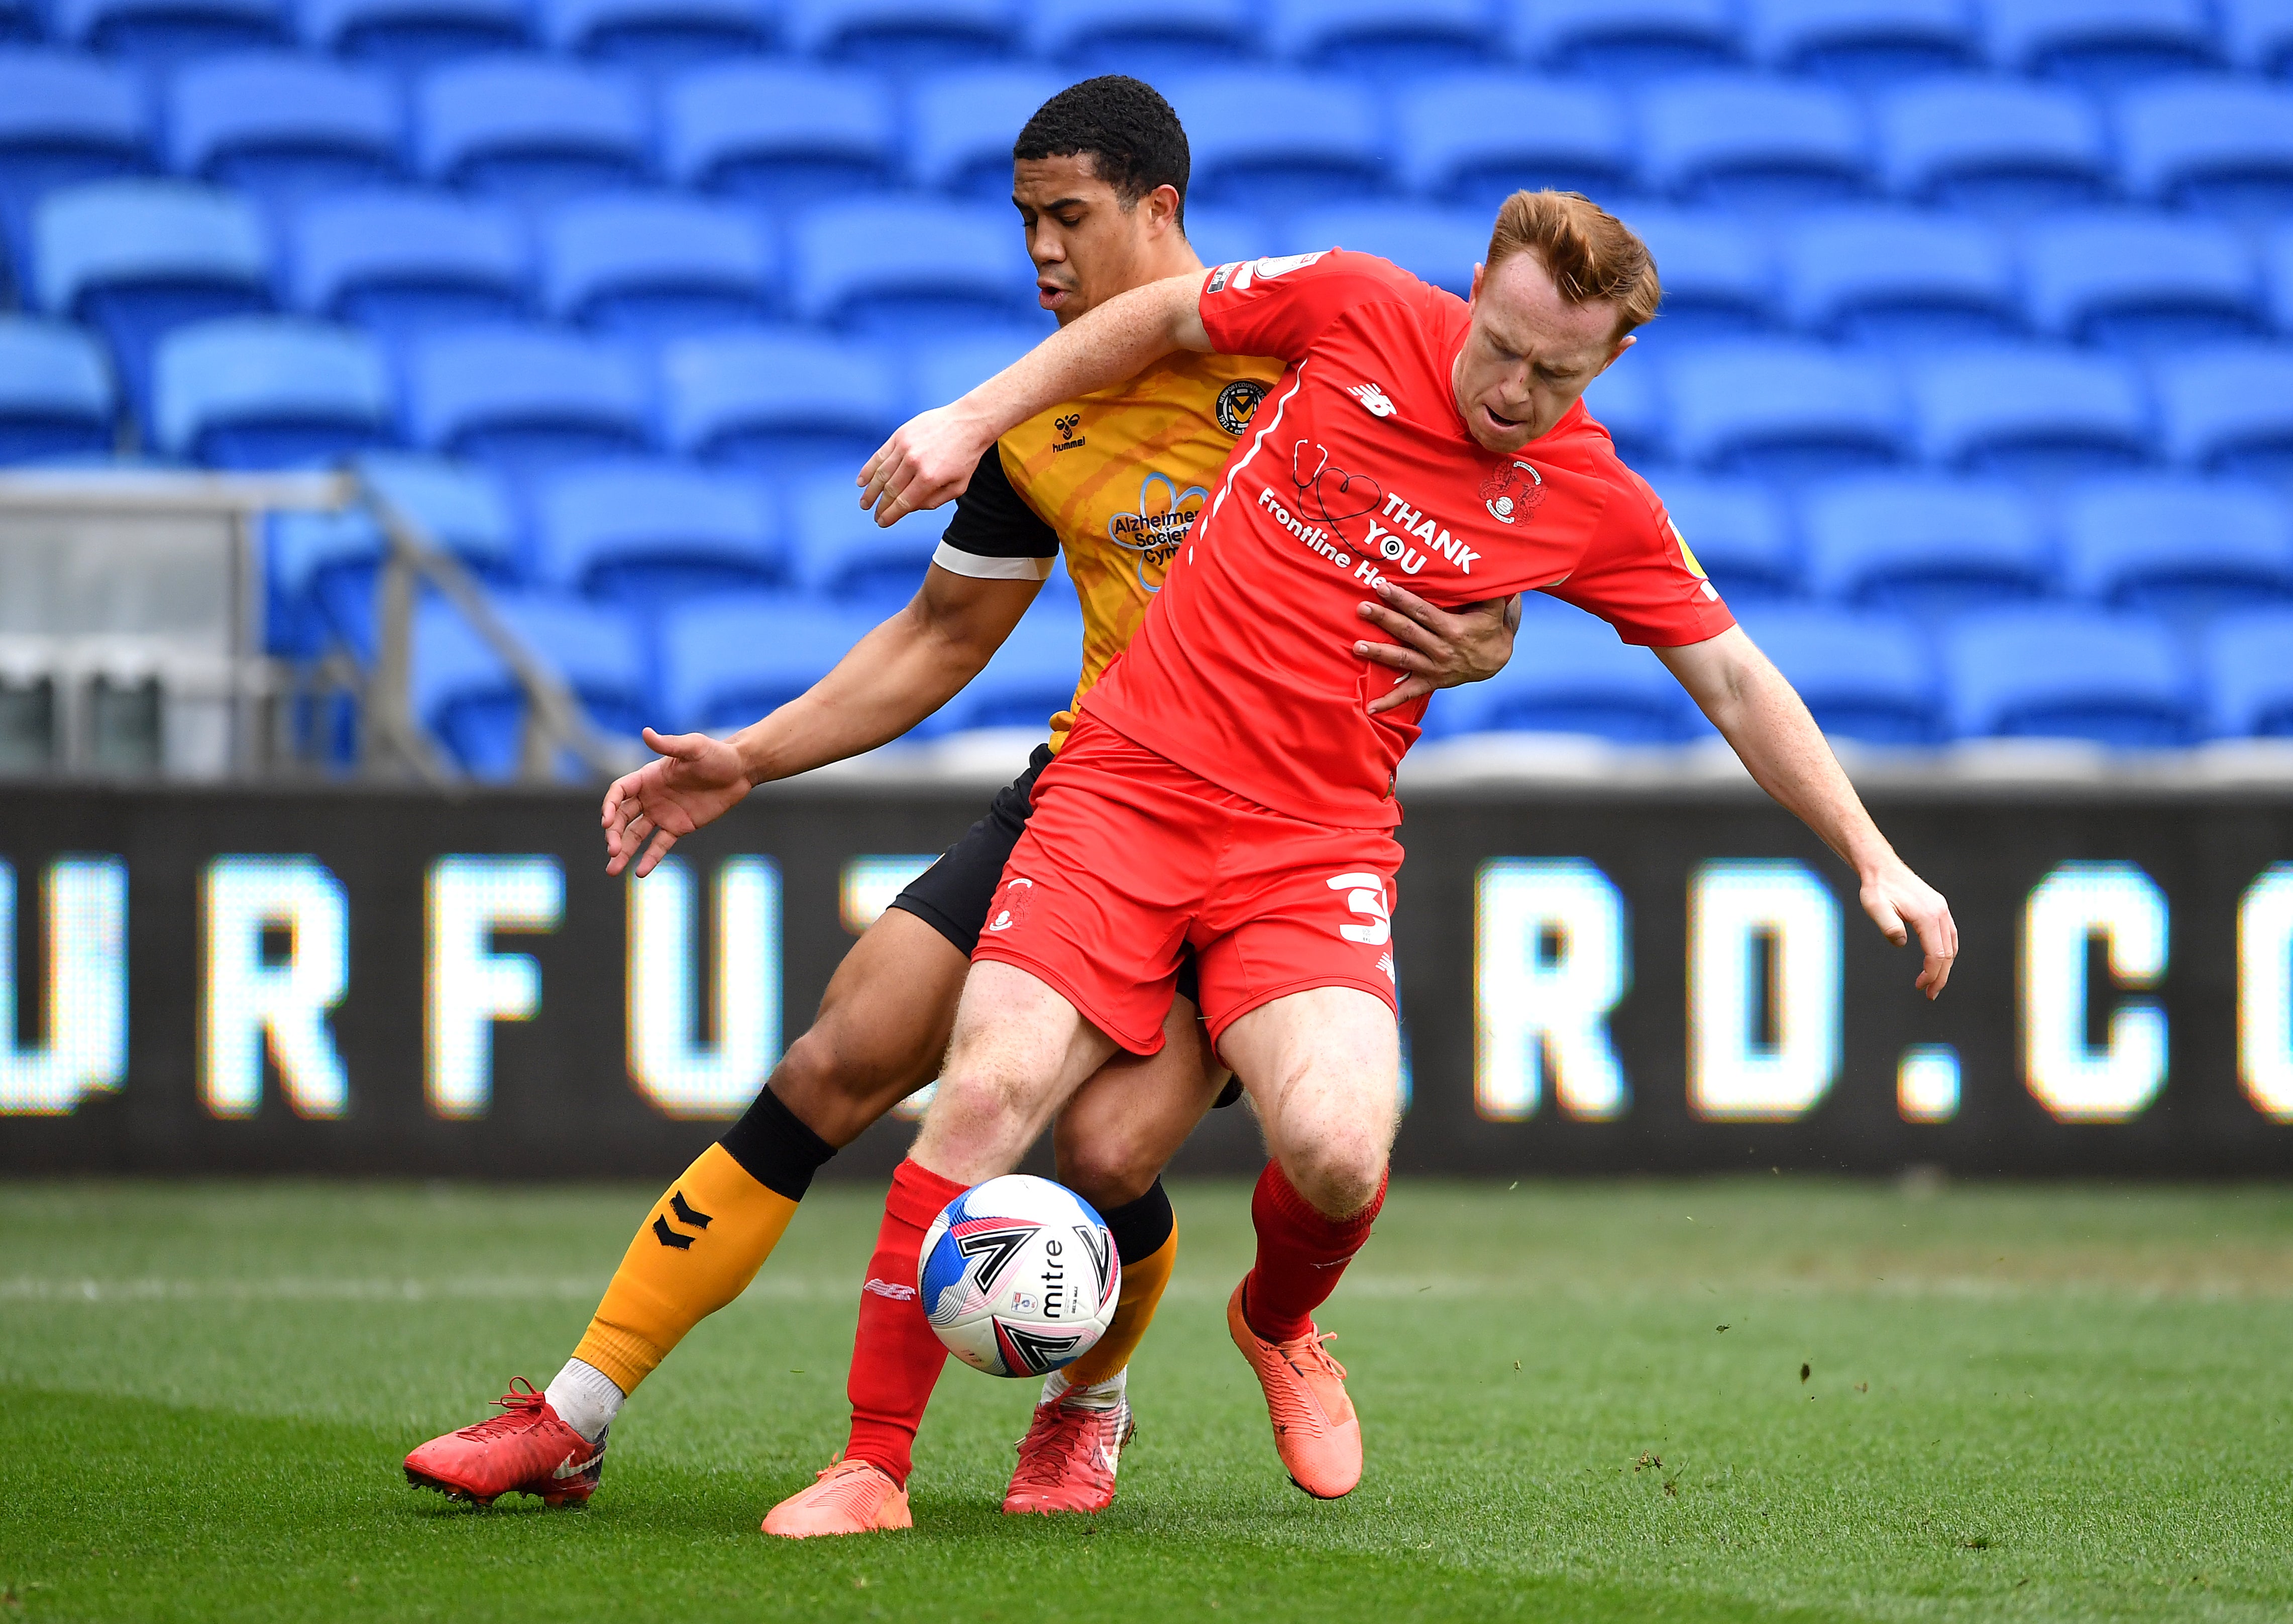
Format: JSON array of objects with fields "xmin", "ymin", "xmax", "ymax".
[
  {"xmin": 401, "ymin": 76, "xmax": 1518, "ymax": 1524},
  {"xmin": 842, "ymin": 190, "xmax": 1960, "ymax": 1507}
]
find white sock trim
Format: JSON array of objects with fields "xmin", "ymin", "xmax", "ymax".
[
  {"xmin": 544, "ymin": 1357, "xmax": 625, "ymax": 1444},
  {"xmin": 1043, "ymin": 1366, "xmax": 1126, "ymax": 1410}
]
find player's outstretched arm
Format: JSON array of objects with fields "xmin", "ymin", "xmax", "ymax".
[
  {"xmin": 857, "ymin": 272, "xmax": 1211, "ymax": 528},
  {"xmin": 1354, "ymin": 581, "xmax": 1522, "ymax": 714},
  {"xmin": 601, "ymin": 567, "xmax": 1037, "ymax": 876},
  {"xmin": 1655, "ymin": 627, "xmax": 1959, "ymax": 998}
]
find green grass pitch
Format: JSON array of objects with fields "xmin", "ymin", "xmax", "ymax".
[{"xmin": 3, "ymin": 1178, "xmax": 2290, "ymax": 1622}]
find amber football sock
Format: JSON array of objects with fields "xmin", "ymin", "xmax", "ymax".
[
  {"xmin": 1057, "ymin": 1178, "xmax": 1177, "ymax": 1391},
  {"xmin": 841, "ymin": 1158, "xmax": 970, "ymax": 1486},
  {"xmin": 1241, "ymin": 1159, "xmax": 1386, "ymax": 1344}
]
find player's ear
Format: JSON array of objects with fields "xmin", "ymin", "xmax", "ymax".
[
  {"xmin": 1595, "ymin": 331, "xmax": 1635, "ymax": 375},
  {"xmin": 1468, "ymin": 262, "xmax": 1486, "ymax": 305},
  {"xmin": 1144, "ymin": 183, "xmax": 1181, "ymax": 235}
]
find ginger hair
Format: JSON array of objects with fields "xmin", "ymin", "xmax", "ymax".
[{"xmin": 1484, "ymin": 190, "xmax": 1662, "ymax": 340}]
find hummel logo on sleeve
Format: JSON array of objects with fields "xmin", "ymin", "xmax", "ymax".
[{"xmin": 1348, "ymin": 382, "xmax": 1396, "ymax": 418}]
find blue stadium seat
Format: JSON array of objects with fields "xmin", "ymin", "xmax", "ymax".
[
  {"xmin": 1577, "ymin": 354, "xmax": 1666, "ymax": 466},
  {"xmin": 539, "ymin": 0, "xmax": 773, "ymax": 70},
  {"xmin": 663, "ymin": 328, "xmax": 901, "ymax": 474},
  {"xmin": 1162, "ymin": 72, "xmax": 1387, "ymax": 216},
  {"xmin": 266, "ymin": 504, "xmax": 383, "ymax": 657},
  {"xmin": 1878, "ymin": 76, "xmax": 2111, "ymax": 215},
  {"xmin": 2024, "ymin": 213, "xmax": 2262, "ymax": 357},
  {"xmin": 1266, "ymin": 0, "xmax": 1490, "ymax": 77},
  {"xmin": 1667, "ymin": 341, "xmax": 1902, "ymax": 483},
  {"xmin": 783, "ymin": 0, "xmax": 1019, "ymax": 68},
  {"xmin": 2223, "ymin": 0, "xmax": 2293, "ymax": 74},
  {"xmin": 0, "ymin": 53, "xmax": 151, "ymax": 302},
  {"xmin": 53, "ymin": 0, "xmax": 285, "ymax": 63},
  {"xmin": 903, "ymin": 329, "xmax": 1032, "ymax": 418},
  {"xmin": 1027, "ymin": 0, "xmax": 1256, "ymax": 76},
  {"xmin": 1512, "ymin": 0, "xmax": 1744, "ymax": 82},
  {"xmin": 415, "ymin": 56, "xmax": 649, "ymax": 207},
  {"xmin": 166, "ymin": 55, "xmax": 401, "ymax": 221},
  {"xmin": 1656, "ymin": 477, "xmax": 1796, "ymax": 600},
  {"xmin": 1909, "ymin": 347, "xmax": 2150, "ymax": 485},
  {"xmin": 297, "ymin": 0, "xmax": 529, "ymax": 71},
  {"xmin": 908, "ymin": 68, "xmax": 1065, "ymax": 200},
  {"xmin": 1942, "ymin": 608, "xmax": 2192, "ymax": 746},
  {"xmin": 937, "ymin": 604, "xmax": 1083, "ymax": 733},
  {"xmin": 1734, "ymin": 604, "xmax": 1940, "ymax": 743},
  {"xmin": 406, "ymin": 323, "xmax": 650, "ymax": 472},
  {"xmin": 659, "ymin": 593, "xmax": 879, "ymax": 734},
  {"xmin": 1800, "ymin": 474, "xmax": 2049, "ymax": 619},
  {"xmin": 33, "ymin": 179, "xmax": 272, "ymax": 430},
  {"xmin": 532, "ymin": 459, "xmax": 782, "ymax": 608},
  {"xmin": 291, "ymin": 189, "xmax": 529, "ymax": 349},
  {"xmin": 1782, "ymin": 207, "xmax": 2018, "ymax": 349},
  {"xmin": 789, "ymin": 196, "xmax": 1042, "ymax": 340},
  {"xmin": 0, "ymin": 0, "xmax": 33, "ymax": 37},
  {"xmin": 540, "ymin": 192, "xmax": 773, "ymax": 344},
  {"xmin": 152, "ymin": 314, "xmax": 394, "ymax": 468},
  {"xmin": 789, "ymin": 469, "xmax": 944, "ymax": 603},
  {"xmin": 2205, "ymin": 610, "xmax": 2293, "ymax": 735},
  {"xmin": 2156, "ymin": 344, "xmax": 2293, "ymax": 486},
  {"xmin": 1283, "ymin": 204, "xmax": 1484, "ymax": 298},
  {"xmin": 0, "ymin": 315, "xmax": 115, "ymax": 463},
  {"xmin": 1744, "ymin": 0, "xmax": 1980, "ymax": 87},
  {"xmin": 2119, "ymin": 80, "xmax": 2293, "ymax": 219},
  {"xmin": 1395, "ymin": 74, "xmax": 1632, "ymax": 212},
  {"xmin": 1183, "ymin": 206, "xmax": 1269, "ymax": 272},
  {"xmin": 1638, "ymin": 74, "xmax": 1873, "ymax": 213},
  {"xmin": 1441, "ymin": 602, "xmax": 1697, "ymax": 742},
  {"xmin": 1985, "ymin": 0, "xmax": 2221, "ymax": 92},
  {"xmin": 411, "ymin": 589, "xmax": 646, "ymax": 778},
  {"xmin": 2061, "ymin": 476, "xmax": 2293, "ymax": 622},
  {"xmin": 1619, "ymin": 208, "xmax": 1776, "ymax": 344},
  {"xmin": 662, "ymin": 63, "xmax": 897, "ymax": 206}
]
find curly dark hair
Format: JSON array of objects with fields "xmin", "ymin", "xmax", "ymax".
[{"xmin": 1012, "ymin": 75, "xmax": 1190, "ymax": 227}]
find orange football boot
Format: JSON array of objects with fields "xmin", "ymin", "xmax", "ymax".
[
  {"xmin": 1226, "ymin": 1280, "xmax": 1361, "ymax": 1499},
  {"xmin": 1002, "ymin": 1391, "xmax": 1136, "ymax": 1515},
  {"xmin": 403, "ymin": 1378, "xmax": 605, "ymax": 1507},
  {"xmin": 760, "ymin": 1458, "xmax": 913, "ymax": 1538}
]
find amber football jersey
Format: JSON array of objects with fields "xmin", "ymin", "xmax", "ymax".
[{"xmin": 933, "ymin": 349, "xmax": 1283, "ymax": 750}]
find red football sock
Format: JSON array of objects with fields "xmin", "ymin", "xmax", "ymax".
[
  {"xmin": 842, "ymin": 1158, "xmax": 969, "ymax": 1486},
  {"xmin": 1242, "ymin": 1158, "xmax": 1386, "ymax": 1344}
]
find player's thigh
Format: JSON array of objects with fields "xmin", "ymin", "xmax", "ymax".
[
  {"xmin": 1218, "ymin": 986, "xmax": 1401, "ymax": 1217},
  {"xmin": 914, "ymin": 959, "xmax": 1122, "ymax": 1185},
  {"xmin": 771, "ymin": 905, "xmax": 968, "ymax": 1147},
  {"xmin": 1053, "ymin": 992, "xmax": 1227, "ymax": 1209}
]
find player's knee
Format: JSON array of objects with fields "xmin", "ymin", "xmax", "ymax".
[
  {"xmin": 1055, "ymin": 1125, "xmax": 1158, "ymax": 1210},
  {"xmin": 1283, "ymin": 1131, "xmax": 1385, "ymax": 1219}
]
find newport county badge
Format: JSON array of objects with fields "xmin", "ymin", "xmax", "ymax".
[{"xmin": 1215, "ymin": 379, "xmax": 1267, "ymax": 436}]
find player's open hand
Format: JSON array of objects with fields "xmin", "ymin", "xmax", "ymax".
[
  {"xmin": 1355, "ymin": 581, "xmax": 1523, "ymax": 715},
  {"xmin": 600, "ymin": 727, "xmax": 751, "ymax": 879},
  {"xmin": 857, "ymin": 404, "xmax": 984, "ymax": 528},
  {"xmin": 1860, "ymin": 859, "xmax": 1958, "ymax": 999}
]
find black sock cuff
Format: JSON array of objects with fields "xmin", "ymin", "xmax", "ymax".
[
  {"xmin": 1100, "ymin": 1177, "xmax": 1174, "ymax": 1265},
  {"xmin": 718, "ymin": 1086, "xmax": 837, "ymax": 1201}
]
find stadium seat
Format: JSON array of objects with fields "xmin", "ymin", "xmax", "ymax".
[
  {"xmin": 2204, "ymin": 609, "xmax": 2293, "ymax": 735},
  {"xmin": 1394, "ymin": 74, "xmax": 1632, "ymax": 212},
  {"xmin": 52, "ymin": 0, "xmax": 285, "ymax": 63},
  {"xmin": 1183, "ymin": 206, "xmax": 1269, "ymax": 272},
  {"xmin": 0, "ymin": 53, "xmax": 151, "ymax": 302},
  {"xmin": 1578, "ymin": 355, "xmax": 1666, "ymax": 467},
  {"xmin": 411, "ymin": 589, "xmax": 646, "ymax": 778},
  {"xmin": 531, "ymin": 459, "xmax": 782, "ymax": 609},
  {"xmin": 360, "ymin": 448, "xmax": 520, "ymax": 574},
  {"xmin": 2223, "ymin": 0, "xmax": 2293, "ymax": 74},
  {"xmin": 1512, "ymin": 0, "xmax": 1744, "ymax": 82},
  {"xmin": 908, "ymin": 67, "xmax": 1066, "ymax": 200},
  {"xmin": 297, "ymin": 0, "xmax": 529, "ymax": 71},
  {"xmin": 659, "ymin": 592, "xmax": 880, "ymax": 734},
  {"xmin": 291, "ymin": 189, "xmax": 529, "ymax": 349},
  {"xmin": 1027, "ymin": 0, "xmax": 1257, "ymax": 76},
  {"xmin": 1616, "ymin": 209, "xmax": 1776, "ymax": 343},
  {"xmin": 540, "ymin": 192, "xmax": 773, "ymax": 343},
  {"xmin": 2155, "ymin": 343, "xmax": 2293, "ymax": 486},
  {"xmin": 2023, "ymin": 213, "xmax": 2262, "ymax": 358},
  {"xmin": 1800, "ymin": 474, "xmax": 2050, "ymax": 619},
  {"xmin": 151, "ymin": 314, "xmax": 394, "ymax": 467},
  {"xmin": 1733, "ymin": 604, "xmax": 1940, "ymax": 743},
  {"xmin": 663, "ymin": 328, "xmax": 900, "ymax": 474},
  {"xmin": 1744, "ymin": 0, "xmax": 1980, "ymax": 87},
  {"xmin": 2060, "ymin": 476, "xmax": 2293, "ymax": 622},
  {"xmin": 788, "ymin": 196, "xmax": 1042, "ymax": 339},
  {"xmin": 1908, "ymin": 347, "xmax": 2151, "ymax": 485},
  {"xmin": 165, "ymin": 55, "xmax": 402, "ymax": 220},
  {"xmin": 0, "ymin": 315, "xmax": 116, "ymax": 463},
  {"xmin": 936, "ymin": 604, "xmax": 1083, "ymax": 733},
  {"xmin": 1878, "ymin": 76, "xmax": 2111, "ymax": 216},
  {"xmin": 0, "ymin": 0, "xmax": 33, "ymax": 37},
  {"xmin": 789, "ymin": 469, "xmax": 944, "ymax": 603},
  {"xmin": 1265, "ymin": 0, "xmax": 1490, "ymax": 76},
  {"xmin": 1942, "ymin": 608, "xmax": 2193, "ymax": 746},
  {"xmin": 1283, "ymin": 204, "xmax": 1484, "ymax": 298},
  {"xmin": 1440, "ymin": 603, "xmax": 1697, "ymax": 743},
  {"xmin": 1985, "ymin": 0, "xmax": 2221, "ymax": 91},
  {"xmin": 539, "ymin": 0, "xmax": 773, "ymax": 70},
  {"xmin": 1161, "ymin": 72, "xmax": 1387, "ymax": 216},
  {"xmin": 32, "ymin": 179, "xmax": 273, "ymax": 430},
  {"xmin": 1666, "ymin": 341, "xmax": 1902, "ymax": 483},
  {"xmin": 2119, "ymin": 80, "xmax": 2293, "ymax": 219},
  {"xmin": 1638, "ymin": 74, "xmax": 1873, "ymax": 214},
  {"xmin": 783, "ymin": 0, "xmax": 1020, "ymax": 68},
  {"xmin": 1781, "ymin": 207, "xmax": 2018, "ymax": 349},
  {"xmin": 415, "ymin": 56, "xmax": 650, "ymax": 207},
  {"xmin": 405, "ymin": 323, "xmax": 650, "ymax": 472},
  {"xmin": 662, "ymin": 63, "xmax": 897, "ymax": 206},
  {"xmin": 903, "ymin": 328, "xmax": 1033, "ymax": 419},
  {"xmin": 1656, "ymin": 477, "xmax": 1797, "ymax": 600}
]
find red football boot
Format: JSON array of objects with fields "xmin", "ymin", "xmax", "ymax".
[
  {"xmin": 1002, "ymin": 1391, "xmax": 1136, "ymax": 1515},
  {"xmin": 403, "ymin": 1378, "xmax": 606, "ymax": 1507}
]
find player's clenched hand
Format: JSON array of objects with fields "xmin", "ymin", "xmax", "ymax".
[
  {"xmin": 857, "ymin": 404, "xmax": 985, "ymax": 527},
  {"xmin": 1355, "ymin": 581, "xmax": 1522, "ymax": 715},
  {"xmin": 1859, "ymin": 859, "xmax": 1958, "ymax": 999},
  {"xmin": 600, "ymin": 727, "xmax": 751, "ymax": 879}
]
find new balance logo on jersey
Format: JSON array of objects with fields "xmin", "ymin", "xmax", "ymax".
[{"xmin": 1348, "ymin": 382, "xmax": 1397, "ymax": 418}]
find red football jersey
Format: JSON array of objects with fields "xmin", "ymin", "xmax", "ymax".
[{"xmin": 1079, "ymin": 250, "xmax": 1735, "ymax": 829}]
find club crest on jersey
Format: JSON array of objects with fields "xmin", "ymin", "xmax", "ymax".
[
  {"xmin": 1107, "ymin": 473, "xmax": 1207, "ymax": 591},
  {"xmin": 985, "ymin": 877, "xmax": 1034, "ymax": 934},
  {"xmin": 1480, "ymin": 459, "xmax": 1545, "ymax": 525},
  {"xmin": 1215, "ymin": 378, "xmax": 1267, "ymax": 435}
]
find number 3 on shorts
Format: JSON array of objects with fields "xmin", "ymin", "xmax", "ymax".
[{"xmin": 1325, "ymin": 873, "xmax": 1391, "ymax": 945}]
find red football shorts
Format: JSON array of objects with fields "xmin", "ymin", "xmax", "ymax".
[{"xmin": 971, "ymin": 714, "xmax": 1402, "ymax": 1056}]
